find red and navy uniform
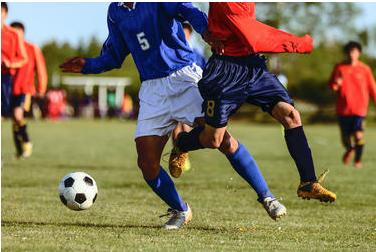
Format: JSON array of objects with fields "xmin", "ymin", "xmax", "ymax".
[
  {"xmin": 11, "ymin": 41, "xmax": 48, "ymax": 111},
  {"xmin": 200, "ymin": 2, "xmax": 312, "ymax": 127},
  {"xmin": 328, "ymin": 61, "xmax": 376, "ymax": 135},
  {"xmin": 1, "ymin": 25, "xmax": 28, "ymax": 116}
]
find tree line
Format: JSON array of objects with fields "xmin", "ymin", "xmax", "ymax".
[{"xmin": 41, "ymin": 2, "xmax": 376, "ymax": 108}]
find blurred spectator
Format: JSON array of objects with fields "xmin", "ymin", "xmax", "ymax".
[
  {"xmin": 46, "ymin": 89, "xmax": 66, "ymax": 119},
  {"xmin": 121, "ymin": 92, "xmax": 134, "ymax": 118}
]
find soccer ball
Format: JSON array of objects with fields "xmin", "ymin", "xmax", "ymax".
[{"xmin": 59, "ymin": 172, "xmax": 98, "ymax": 211}]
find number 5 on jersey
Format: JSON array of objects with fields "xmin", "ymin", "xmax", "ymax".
[{"xmin": 137, "ymin": 32, "xmax": 150, "ymax": 51}]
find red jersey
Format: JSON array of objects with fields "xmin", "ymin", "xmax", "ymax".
[
  {"xmin": 12, "ymin": 41, "xmax": 48, "ymax": 96},
  {"xmin": 1, "ymin": 25, "xmax": 28, "ymax": 74},
  {"xmin": 328, "ymin": 61, "xmax": 376, "ymax": 116},
  {"xmin": 208, "ymin": 2, "xmax": 313, "ymax": 56}
]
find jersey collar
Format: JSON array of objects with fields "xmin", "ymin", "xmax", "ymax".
[{"xmin": 119, "ymin": 2, "xmax": 137, "ymax": 10}]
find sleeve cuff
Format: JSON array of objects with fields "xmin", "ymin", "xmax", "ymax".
[{"xmin": 81, "ymin": 58, "xmax": 92, "ymax": 74}]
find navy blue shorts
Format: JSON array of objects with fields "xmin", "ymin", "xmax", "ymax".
[
  {"xmin": 338, "ymin": 116, "xmax": 365, "ymax": 136},
  {"xmin": 11, "ymin": 94, "xmax": 31, "ymax": 112},
  {"xmin": 1, "ymin": 74, "xmax": 12, "ymax": 117},
  {"xmin": 198, "ymin": 53, "xmax": 294, "ymax": 128}
]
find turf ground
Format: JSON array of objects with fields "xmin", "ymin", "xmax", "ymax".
[{"xmin": 1, "ymin": 119, "xmax": 376, "ymax": 251}]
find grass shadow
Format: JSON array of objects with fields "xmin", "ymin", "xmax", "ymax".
[{"xmin": 1, "ymin": 220, "xmax": 221, "ymax": 232}]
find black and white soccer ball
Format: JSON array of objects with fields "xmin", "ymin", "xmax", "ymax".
[{"xmin": 59, "ymin": 172, "xmax": 98, "ymax": 211}]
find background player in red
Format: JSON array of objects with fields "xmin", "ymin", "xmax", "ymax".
[
  {"xmin": 171, "ymin": 2, "xmax": 336, "ymax": 203},
  {"xmin": 10, "ymin": 21, "xmax": 48, "ymax": 158},
  {"xmin": 328, "ymin": 41, "xmax": 376, "ymax": 168},
  {"xmin": 1, "ymin": 2, "xmax": 28, "ymax": 119}
]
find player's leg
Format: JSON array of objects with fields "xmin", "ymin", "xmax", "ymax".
[
  {"xmin": 271, "ymin": 101, "xmax": 316, "ymax": 181},
  {"xmin": 1, "ymin": 74, "xmax": 12, "ymax": 120},
  {"xmin": 11, "ymin": 94, "xmax": 32, "ymax": 158},
  {"xmin": 272, "ymin": 101, "xmax": 336, "ymax": 202},
  {"xmin": 169, "ymin": 58, "xmax": 286, "ymax": 219},
  {"xmin": 353, "ymin": 117, "xmax": 365, "ymax": 168},
  {"xmin": 12, "ymin": 105, "xmax": 24, "ymax": 157},
  {"xmin": 175, "ymin": 120, "xmax": 286, "ymax": 219},
  {"xmin": 136, "ymin": 135, "xmax": 191, "ymax": 229},
  {"xmin": 247, "ymin": 66, "xmax": 335, "ymax": 202},
  {"xmin": 136, "ymin": 76, "xmax": 192, "ymax": 229},
  {"xmin": 171, "ymin": 123, "xmax": 192, "ymax": 172},
  {"xmin": 338, "ymin": 116, "xmax": 355, "ymax": 164}
]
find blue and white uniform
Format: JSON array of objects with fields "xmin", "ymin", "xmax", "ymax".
[{"xmin": 82, "ymin": 2, "xmax": 208, "ymax": 138}]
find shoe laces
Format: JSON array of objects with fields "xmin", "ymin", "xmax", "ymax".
[
  {"xmin": 316, "ymin": 169, "xmax": 329, "ymax": 184},
  {"xmin": 264, "ymin": 197, "xmax": 282, "ymax": 208},
  {"xmin": 312, "ymin": 170, "xmax": 330, "ymax": 194},
  {"xmin": 159, "ymin": 208, "xmax": 178, "ymax": 218}
]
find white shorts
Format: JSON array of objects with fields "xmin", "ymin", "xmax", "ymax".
[{"xmin": 135, "ymin": 64, "xmax": 204, "ymax": 139}]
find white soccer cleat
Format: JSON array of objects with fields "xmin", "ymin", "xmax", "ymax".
[
  {"xmin": 160, "ymin": 203, "xmax": 192, "ymax": 230},
  {"xmin": 263, "ymin": 197, "xmax": 287, "ymax": 221}
]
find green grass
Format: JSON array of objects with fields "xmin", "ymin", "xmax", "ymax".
[{"xmin": 2, "ymin": 119, "xmax": 376, "ymax": 251}]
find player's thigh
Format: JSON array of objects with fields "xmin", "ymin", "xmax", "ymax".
[
  {"xmin": 1, "ymin": 74, "xmax": 12, "ymax": 117},
  {"xmin": 169, "ymin": 65, "xmax": 204, "ymax": 128},
  {"xmin": 199, "ymin": 55, "xmax": 247, "ymax": 129},
  {"xmin": 135, "ymin": 135, "xmax": 169, "ymax": 179},
  {"xmin": 247, "ymin": 70, "xmax": 294, "ymax": 118},
  {"xmin": 338, "ymin": 116, "xmax": 351, "ymax": 137},
  {"xmin": 11, "ymin": 94, "xmax": 28, "ymax": 122}
]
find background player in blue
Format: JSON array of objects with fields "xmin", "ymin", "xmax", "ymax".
[{"xmin": 60, "ymin": 2, "xmax": 285, "ymax": 229}]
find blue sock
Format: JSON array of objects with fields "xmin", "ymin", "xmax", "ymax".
[
  {"xmin": 145, "ymin": 167, "xmax": 187, "ymax": 211},
  {"xmin": 284, "ymin": 126, "xmax": 317, "ymax": 182},
  {"xmin": 227, "ymin": 142, "xmax": 273, "ymax": 203}
]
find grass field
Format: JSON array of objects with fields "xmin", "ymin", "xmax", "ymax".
[{"xmin": 2, "ymin": 119, "xmax": 376, "ymax": 251}]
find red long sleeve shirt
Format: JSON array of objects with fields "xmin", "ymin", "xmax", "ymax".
[
  {"xmin": 208, "ymin": 2, "xmax": 313, "ymax": 56},
  {"xmin": 12, "ymin": 41, "xmax": 48, "ymax": 96},
  {"xmin": 1, "ymin": 25, "xmax": 28, "ymax": 74},
  {"xmin": 328, "ymin": 61, "xmax": 376, "ymax": 116}
]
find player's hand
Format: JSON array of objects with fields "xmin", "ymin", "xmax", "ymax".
[
  {"xmin": 36, "ymin": 92, "xmax": 45, "ymax": 99},
  {"xmin": 59, "ymin": 57, "xmax": 86, "ymax": 73},
  {"xmin": 202, "ymin": 29, "xmax": 226, "ymax": 55},
  {"xmin": 335, "ymin": 76, "xmax": 343, "ymax": 86}
]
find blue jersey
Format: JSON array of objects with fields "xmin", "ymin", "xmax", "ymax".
[
  {"xmin": 82, "ymin": 2, "xmax": 208, "ymax": 82},
  {"xmin": 192, "ymin": 47, "xmax": 207, "ymax": 69}
]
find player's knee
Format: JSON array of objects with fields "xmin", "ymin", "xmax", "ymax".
[
  {"xmin": 13, "ymin": 108, "xmax": 23, "ymax": 122},
  {"xmin": 205, "ymin": 137, "xmax": 222, "ymax": 149},
  {"xmin": 137, "ymin": 157, "xmax": 160, "ymax": 180},
  {"xmin": 218, "ymin": 131, "xmax": 237, "ymax": 154},
  {"xmin": 282, "ymin": 109, "xmax": 301, "ymax": 129},
  {"xmin": 354, "ymin": 133, "xmax": 364, "ymax": 145}
]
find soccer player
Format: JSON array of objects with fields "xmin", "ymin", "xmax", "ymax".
[
  {"xmin": 60, "ymin": 2, "xmax": 285, "ymax": 229},
  {"xmin": 9, "ymin": 21, "xmax": 48, "ymax": 158},
  {"xmin": 328, "ymin": 41, "xmax": 376, "ymax": 168},
  {"xmin": 170, "ymin": 2, "xmax": 337, "ymax": 203},
  {"xmin": 1, "ymin": 2, "xmax": 28, "ymax": 119}
]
